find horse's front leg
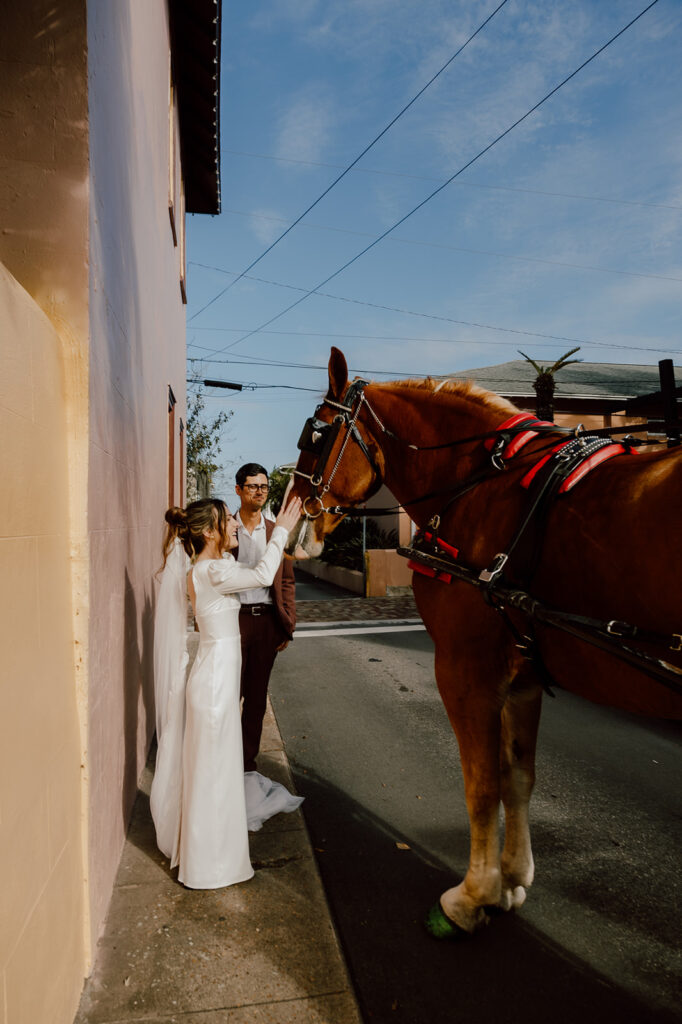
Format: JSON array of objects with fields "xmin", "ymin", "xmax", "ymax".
[
  {"xmin": 498, "ymin": 667, "xmax": 543, "ymax": 911},
  {"xmin": 431, "ymin": 654, "xmax": 505, "ymax": 935}
]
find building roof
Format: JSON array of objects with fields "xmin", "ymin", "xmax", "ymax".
[
  {"xmin": 444, "ymin": 360, "xmax": 680, "ymax": 411},
  {"xmin": 169, "ymin": 0, "xmax": 222, "ymax": 215}
]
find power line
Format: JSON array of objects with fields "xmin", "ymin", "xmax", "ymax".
[
  {"xmin": 222, "ymin": 150, "xmax": 682, "ymax": 213},
  {"xmin": 191, "ymin": 379, "xmax": 323, "ymax": 393},
  {"xmin": 191, "ymin": 369, "xmax": 676, "ymax": 394},
  {"xmin": 189, "ymin": 358, "xmax": 677, "ymax": 387},
  {"xmin": 201, "ymin": 212, "xmax": 682, "ymax": 284},
  {"xmin": 187, "ymin": 263, "xmax": 682, "ymax": 356},
  {"xmin": 187, "ymin": 353, "xmax": 679, "ymax": 382},
  {"xmin": 188, "ymin": 332, "xmax": 682, "ymax": 358},
  {"xmin": 199, "ymin": 0, "xmax": 663, "ymax": 354},
  {"xmin": 188, "ymin": 0, "xmax": 511, "ymax": 322}
]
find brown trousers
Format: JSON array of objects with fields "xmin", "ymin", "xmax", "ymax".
[{"xmin": 239, "ymin": 606, "xmax": 287, "ymax": 772}]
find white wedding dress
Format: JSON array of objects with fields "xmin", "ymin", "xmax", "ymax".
[{"xmin": 150, "ymin": 528, "xmax": 302, "ymax": 889}]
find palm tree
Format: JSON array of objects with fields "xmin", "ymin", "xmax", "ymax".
[{"xmin": 518, "ymin": 347, "xmax": 582, "ymax": 421}]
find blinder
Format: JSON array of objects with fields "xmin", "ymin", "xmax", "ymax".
[
  {"xmin": 294, "ymin": 379, "xmax": 381, "ymax": 512},
  {"xmin": 297, "ymin": 411, "xmax": 344, "ymax": 486},
  {"xmin": 297, "ymin": 413, "xmax": 340, "ymax": 456}
]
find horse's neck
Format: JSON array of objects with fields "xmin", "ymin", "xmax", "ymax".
[{"xmin": 365, "ymin": 382, "xmax": 511, "ymax": 527}]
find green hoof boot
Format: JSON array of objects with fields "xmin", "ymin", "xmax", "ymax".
[{"xmin": 424, "ymin": 903, "xmax": 467, "ymax": 940}]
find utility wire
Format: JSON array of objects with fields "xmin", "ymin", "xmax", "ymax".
[
  {"xmin": 193, "ymin": 215, "xmax": 682, "ymax": 282},
  {"xmin": 190, "ymin": 380, "xmax": 323, "ymax": 393},
  {"xmin": 221, "ymin": 151, "xmax": 682, "ymax": 212},
  {"xmin": 192, "ymin": 371, "xmax": 671, "ymax": 393},
  {"xmin": 188, "ymin": 335, "xmax": 681, "ymax": 356},
  {"xmin": 187, "ymin": 264, "xmax": 681, "ymax": 356},
  {"xmin": 187, "ymin": 356, "xmax": 679, "ymax": 383},
  {"xmin": 188, "ymin": 0, "xmax": 511, "ymax": 322},
  {"xmin": 189, "ymin": 357, "xmax": 674, "ymax": 387},
  {"xmin": 205, "ymin": 0, "xmax": 662, "ymax": 357}
]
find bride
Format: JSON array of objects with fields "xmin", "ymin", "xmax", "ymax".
[{"xmin": 150, "ymin": 494, "xmax": 303, "ymax": 889}]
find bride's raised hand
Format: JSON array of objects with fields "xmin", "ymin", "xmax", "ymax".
[{"xmin": 275, "ymin": 495, "xmax": 302, "ymax": 533}]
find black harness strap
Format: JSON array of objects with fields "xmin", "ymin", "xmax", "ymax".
[
  {"xmin": 399, "ymin": 541, "xmax": 682, "ymax": 695},
  {"xmin": 478, "ymin": 435, "xmax": 622, "ymax": 587}
]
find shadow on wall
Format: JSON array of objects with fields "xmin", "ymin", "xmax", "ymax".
[
  {"xmin": 0, "ymin": 1, "xmax": 89, "ymax": 318},
  {"xmin": 122, "ymin": 570, "xmax": 155, "ymax": 831},
  {"xmin": 86, "ymin": 0, "xmax": 163, "ymax": 867}
]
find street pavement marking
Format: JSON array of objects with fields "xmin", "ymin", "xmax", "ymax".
[{"xmin": 294, "ymin": 623, "xmax": 426, "ymax": 639}]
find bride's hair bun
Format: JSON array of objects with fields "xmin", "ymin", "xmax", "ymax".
[
  {"xmin": 160, "ymin": 498, "xmax": 229, "ymax": 572},
  {"xmin": 165, "ymin": 506, "xmax": 187, "ymax": 530}
]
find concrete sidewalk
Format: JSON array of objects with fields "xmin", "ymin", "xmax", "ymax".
[{"xmin": 75, "ymin": 634, "xmax": 363, "ymax": 1024}]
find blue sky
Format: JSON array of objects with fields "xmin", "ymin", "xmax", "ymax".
[{"xmin": 185, "ymin": 0, "xmax": 682, "ymax": 489}]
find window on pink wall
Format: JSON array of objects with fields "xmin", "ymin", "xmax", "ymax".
[
  {"xmin": 179, "ymin": 417, "xmax": 185, "ymax": 504},
  {"xmin": 179, "ymin": 179, "xmax": 187, "ymax": 304},
  {"xmin": 168, "ymin": 63, "xmax": 187, "ymax": 304},
  {"xmin": 168, "ymin": 386, "xmax": 177, "ymax": 508},
  {"xmin": 168, "ymin": 66, "xmax": 180, "ymax": 245}
]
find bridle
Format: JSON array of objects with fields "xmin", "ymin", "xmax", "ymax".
[
  {"xmin": 293, "ymin": 379, "xmax": 383, "ymax": 519},
  {"xmin": 292, "ymin": 379, "xmax": 649, "ymax": 523},
  {"xmin": 293, "ymin": 378, "xmax": 582, "ymax": 522}
]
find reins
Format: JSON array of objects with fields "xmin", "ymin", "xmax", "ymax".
[{"xmin": 397, "ymin": 539, "xmax": 682, "ymax": 696}]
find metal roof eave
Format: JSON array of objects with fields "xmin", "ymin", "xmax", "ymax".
[{"xmin": 169, "ymin": 0, "xmax": 222, "ymax": 215}]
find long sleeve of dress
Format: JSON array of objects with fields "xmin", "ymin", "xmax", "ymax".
[{"xmin": 207, "ymin": 525, "xmax": 288, "ymax": 594}]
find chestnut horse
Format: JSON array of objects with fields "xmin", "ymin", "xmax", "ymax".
[{"xmin": 285, "ymin": 348, "xmax": 682, "ymax": 937}]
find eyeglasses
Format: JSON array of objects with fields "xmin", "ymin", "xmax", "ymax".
[{"xmin": 241, "ymin": 483, "xmax": 269, "ymax": 492}]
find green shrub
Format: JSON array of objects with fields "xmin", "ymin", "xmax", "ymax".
[{"xmin": 319, "ymin": 517, "xmax": 398, "ymax": 572}]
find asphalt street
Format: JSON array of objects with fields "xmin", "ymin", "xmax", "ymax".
[{"xmin": 271, "ymin": 624, "xmax": 681, "ymax": 1024}]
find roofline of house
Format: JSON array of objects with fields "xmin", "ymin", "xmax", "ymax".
[
  {"xmin": 169, "ymin": 0, "xmax": 222, "ymax": 215},
  {"xmin": 498, "ymin": 390, "xmax": 637, "ymax": 401}
]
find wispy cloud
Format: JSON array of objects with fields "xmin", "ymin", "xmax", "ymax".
[
  {"xmin": 274, "ymin": 90, "xmax": 335, "ymax": 164},
  {"xmin": 249, "ymin": 208, "xmax": 288, "ymax": 246}
]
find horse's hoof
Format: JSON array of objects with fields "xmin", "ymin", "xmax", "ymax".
[{"xmin": 424, "ymin": 903, "xmax": 469, "ymax": 940}]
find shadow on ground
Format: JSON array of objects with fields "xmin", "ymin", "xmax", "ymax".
[{"xmin": 288, "ymin": 764, "xmax": 680, "ymax": 1024}]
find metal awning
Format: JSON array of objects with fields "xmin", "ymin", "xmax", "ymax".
[{"xmin": 169, "ymin": 0, "xmax": 222, "ymax": 215}]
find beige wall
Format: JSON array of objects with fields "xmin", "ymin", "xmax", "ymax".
[
  {"xmin": 0, "ymin": 5, "xmax": 90, "ymax": 1021},
  {"xmin": 86, "ymin": 0, "xmax": 187, "ymax": 946},
  {"xmin": 0, "ymin": 1, "xmax": 189, "ymax": 1015},
  {"xmin": 0, "ymin": 265, "xmax": 85, "ymax": 1024}
]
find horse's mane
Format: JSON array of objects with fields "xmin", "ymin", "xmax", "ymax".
[{"xmin": 381, "ymin": 376, "xmax": 516, "ymax": 419}]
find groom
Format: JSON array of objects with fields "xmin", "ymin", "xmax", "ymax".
[{"xmin": 234, "ymin": 463, "xmax": 296, "ymax": 772}]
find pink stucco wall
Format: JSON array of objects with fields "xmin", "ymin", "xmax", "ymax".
[{"xmin": 86, "ymin": 0, "xmax": 187, "ymax": 946}]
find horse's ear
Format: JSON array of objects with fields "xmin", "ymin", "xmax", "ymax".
[{"xmin": 328, "ymin": 347, "xmax": 348, "ymax": 400}]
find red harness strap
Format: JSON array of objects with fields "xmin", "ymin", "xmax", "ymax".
[
  {"xmin": 408, "ymin": 561, "xmax": 453, "ymax": 583},
  {"xmin": 408, "ymin": 530, "xmax": 459, "ymax": 583},
  {"xmin": 407, "ymin": 420, "xmax": 636, "ymax": 590},
  {"xmin": 519, "ymin": 440, "xmax": 572, "ymax": 489},
  {"xmin": 489, "ymin": 415, "xmax": 633, "ymax": 491},
  {"xmin": 484, "ymin": 413, "xmax": 555, "ymax": 461},
  {"xmin": 558, "ymin": 443, "xmax": 629, "ymax": 492}
]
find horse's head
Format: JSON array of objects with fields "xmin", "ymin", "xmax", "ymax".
[{"xmin": 285, "ymin": 347, "xmax": 385, "ymax": 557}]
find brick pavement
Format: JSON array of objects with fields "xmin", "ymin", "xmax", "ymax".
[{"xmin": 296, "ymin": 593, "xmax": 419, "ymax": 623}]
